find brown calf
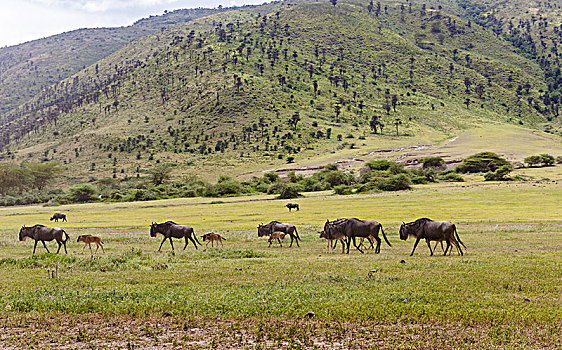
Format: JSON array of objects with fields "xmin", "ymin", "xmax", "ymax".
[
  {"xmin": 268, "ymin": 231, "xmax": 287, "ymax": 247},
  {"xmin": 319, "ymin": 230, "xmax": 346, "ymax": 253},
  {"xmin": 201, "ymin": 233, "xmax": 226, "ymax": 247},
  {"xmin": 77, "ymin": 235, "xmax": 105, "ymax": 255}
]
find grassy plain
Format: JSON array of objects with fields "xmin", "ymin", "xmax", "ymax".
[{"xmin": 0, "ymin": 171, "xmax": 561, "ymax": 349}]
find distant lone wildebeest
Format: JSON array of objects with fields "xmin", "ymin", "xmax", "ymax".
[
  {"xmin": 399, "ymin": 218, "xmax": 466, "ymax": 256},
  {"xmin": 268, "ymin": 231, "xmax": 287, "ymax": 247},
  {"xmin": 150, "ymin": 221, "xmax": 201, "ymax": 252},
  {"xmin": 319, "ymin": 230, "xmax": 346, "ymax": 253},
  {"xmin": 19, "ymin": 224, "xmax": 70, "ymax": 255},
  {"xmin": 258, "ymin": 221, "xmax": 301, "ymax": 247},
  {"xmin": 324, "ymin": 218, "xmax": 392, "ymax": 254},
  {"xmin": 201, "ymin": 233, "xmax": 226, "ymax": 248},
  {"xmin": 50, "ymin": 213, "xmax": 67, "ymax": 222},
  {"xmin": 77, "ymin": 235, "xmax": 105, "ymax": 255},
  {"xmin": 286, "ymin": 203, "xmax": 300, "ymax": 212}
]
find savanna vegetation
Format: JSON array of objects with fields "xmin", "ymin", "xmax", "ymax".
[{"xmin": 0, "ymin": 173, "xmax": 560, "ymax": 348}]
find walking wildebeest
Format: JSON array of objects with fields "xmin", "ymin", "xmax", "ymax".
[
  {"xmin": 77, "ymin": 235, "xmax": 105, "ymax": 255},
  {"xmin": 286, "ymin": 203, "xmax": 299, "ymax": 212},
  {"xmin": 319, "ymin": 230, "xmax": 346, "ymax": 253},
  {"xmin": 50, "ymin": 213, "xmax": 67, "ymax": 222},
  {"xmin": 19, "ymin": 224, "xmax": 70, "ymax": 255},
  {"xmin": 257, "ymin": 221, "xmax": 301, "ymax": 247},
  {"xmin": 150, "ymin": 221, "xmax": 201, "ymax": 252},
  {"xmin": 324, "ymin": 218, "xmax": 392, "ymax": 254},
  {"xmin": 399, "ymin": 218, "xmax": 466, "ymax": 256},
  {"xmin": 268, "ymin": 231, "xmax": 287, "ymax": 247},
  {"xmin": 201, "ymin": 233, "xmax": 226, "ymax": 248}
]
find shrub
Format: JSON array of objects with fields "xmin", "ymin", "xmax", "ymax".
[
  {"xmin": 422, "ymin": 156, "xmax": 445, "ymax": 169},
  {"xmin": 323, "ymin": 170, "xmax": 352, "ymax": 187},
  {"xmin": 524, "ymin": 155, "xmax": 542, "ymax": 167},
  {"xmin": 438, "ymin": 172, "xmax": 464, "ymax": 182},
  {"xmin": 539, "ymin": 154, "xmax": 555, "ymax": 166},
  {"xmin": 374, "ymin": 174, "xmax": 411, "ymax": 191},
  {"xmin": 263, "ymin": 172, "xmax": 280, "ymax": 184},
  {"xmin": 484, "ymin": 164, "xmax": 513, "ymax": 181},
  {"xmin": 68, "ymin": 183, "xmax": 98, "ymax": 202},
  {"xmin": 277, "ymin": 183, "xmax": 302, "ymax": 199},
  {"xmin": 456, "ymin": 152, "xmax": 510, "ymax": 173},
  {"xmin": 333, "ymin": 185, "xmax": 353, "ymax": 195},
  {"xmin": 365, "ymin": 160, "xmax": 394, "ymax": 171},
  {"xmin": 213, "ymin": 180, "xmax": 244, "ymax": 196}
]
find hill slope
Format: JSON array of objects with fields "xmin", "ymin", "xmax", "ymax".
[
  {"xmin": 0, "ymin": 7, "xmax": 242, "ymax": 117},
  {"xmin": 0, "ymin": 0, "xmax": 560, "ymax": 184}
]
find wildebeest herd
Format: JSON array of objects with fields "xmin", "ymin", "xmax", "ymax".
[{"xmin": 17, "ymin": 207, "xmax": 466, "ymax": 257}]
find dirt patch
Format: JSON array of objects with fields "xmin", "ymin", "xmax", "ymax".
[{"xmin": 0, "ymin": 313, "xmax": 559, "ymax": 349}]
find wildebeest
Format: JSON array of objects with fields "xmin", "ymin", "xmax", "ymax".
[
  {"xmin": 324, "ymin": 218, "xmax": 392, "ymax": 254},
  {"xmin": 268, "ymin": 231, "xmax": 287, "ymax": 247},
  {"xmin": 319, "ymin": 230, "xmax": 346, "ymax": 253},
  {"xmin": 19, "ymin": 224, "xmax": 70, "ymax": 255},
  {"xmin": 50, "ymin": 213, "xmax": 67, "ymax": 222},
  {"xmin": 201, "ymin": 233, "xmax": 226, "ymax": 248},
  {"xmin": 150, "ymin": 221, "xmax": 201, "ymax": 252},
  {"xmin": 257, "ymin": 221, "xmax": 301, "ymax": 247},
  {"xmin": 399, "ymin": 218, "xmax": 466, "ymax": 256},
  {"xmin": 286, "ymin": 203, "xmax": 300, "ymax": 212},
  {"xmin": 77, "ymin": 235, "xmax": 105, "ymax": 255}
]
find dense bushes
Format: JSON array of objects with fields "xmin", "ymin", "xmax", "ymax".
[
  {"xmin": 455, "ymin": 152, "xmax": 511, "ymax": 173},
  {"xmin": 524, "ymin": 154, "xmax": 555, "ymax": 167}
]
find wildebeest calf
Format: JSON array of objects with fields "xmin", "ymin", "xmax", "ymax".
[
  {"xmin": 50, "ymin": 213, "xmax": 67, "ymax": 222},
  {"xmin": 201, "ymin": 233, "xmax": 226, "ymax": 247},
  {"xmin": 319, "ymin": 230, "xmax": 346, "ymax": 253},
  {"xmin": 77, "ymin": 235, "xmax": 105, "ymax": 255},
  {"xmin": 268, "ymin": 231, "xmax": 287, "ymax": 247}
]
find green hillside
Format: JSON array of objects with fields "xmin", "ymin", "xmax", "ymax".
[
  {"xmin": 0, "ymin": 7, "xmax": 243, "ymax": 117},
  {"xmin": 0, "ymin": 0, "xmax": 560, "ymax": 185}
]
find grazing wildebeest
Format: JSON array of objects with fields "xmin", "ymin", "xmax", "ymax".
[
  {"xmin": 324, "ymin": 218, "xmax": 392, "ymax": 254},
  {"xmin": 399, "ymin": 218, "xmax": 466, "ymax": 256},
  {"xmin": 201, "ymin": 233, "xmax": 226, "ymax": 248},
  {"xmin": 19, "ymin": 224, "xmax": 70, "ymax": 255},
  {"xmin": 319, "ymin": 230, "xmax": 346, "ymax": 253},
  {"xmin": 150, "ymin": 221, "xmax": 201, "ymax": 252},
  {"xmin": 268, "ymin": 231, "xmax": 287, "ymax": 247},
  {"xmin": 77, "ymin": 235, "xmax": 105, "ymax": 255},
  {"xmin": 257, "ymin": 221, "xmax": 301, "ymax": 247},
  {"xmin": 286, "ymin": 203, "xmax": 300, "ymax": 212},
  {"xmin": 50, "ymin": 213, "xmax": 67, "ymax": 222}
]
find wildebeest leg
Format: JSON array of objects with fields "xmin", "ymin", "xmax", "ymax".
[
  {"xmin": 32, "ymin": 240, "xmax": 38, "ymax": 255},
  {"xmin": 345, "ymin": 237, "xmax": 351, "ymax": 254},
  {"xmin": 184, "ymin": 237, "xmax": 189, "ymax": 250},
  {"xmin": 340, "ymin": 239, "xmax": 345, "ymax": 254},
  {"xmin": 188, "ymin": 235, "xmax": 198, "ymax": 249},
  {"xmin": 168, "ymin": 237, "xmax": 175, "ymax": 251},
  {"xmin": 278, "ymin": 238, "xmax": 283, "ymax": 247},
  {"xmin": 82, "ymin": 243, "xmax": 87, "ymax": 254},
  {"xmin": 63, "ymin": 240, "xmax": 68, "ymax": 254},
  {"xmin": 444, "ymin": 239, "xmax": 452, "ymax": 256},
  {"xmin": 353, "ymin": 237, "xmax": 364, "ymax": 254},
  {"xmin": 410, "ymin": 237, "xmax": 422, "ymax": 256},
  {"xmin": 158, "ymin": 236, "xmax": 167, "ymax": 252},
  {"xmin": 288, "ymin": 234, "xmax": 294, "ymax": 247},
  {"xmin": 220, "ymin": 239, "xmax": 224, "ymax": 247},
  {"xmin": 326, "ymin": 241, "xmax": 330, "ymax": 254},
  {"xmin": 41, "ymin": 241, "xmax": 51, "ymax": 254},
  {"xmin": 375, "ymin": 237, "xmax": 382, "ymax": 254},
  {"xmin": 88, "ymin": 243, "xmax": 93, "ymax": 256},
  {"xmin": 426, "ymin": 239, "xmax": 434, "ymax": 256}
]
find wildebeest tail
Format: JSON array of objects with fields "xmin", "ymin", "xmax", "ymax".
[
  {"xmin": 193, "ymin": 232, "xmax": 202, "ymax": 245},
  {"xmin": 63, "ymin": 230, "xmax": 70, "ymax": 243},
  {"xmin": 294, "ymin": 227, "xmax": 302, "ymax": 241},
  {"xmin": 453, "ymin": 225, "xmax": 466, "ymax": 249},
  {"xmin": 381, "ymin": 226, "xmax": 392, "ymax": 247}
]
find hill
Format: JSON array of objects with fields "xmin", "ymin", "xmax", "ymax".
[
  {"xmin": 0, "ymin": 0, "xmax": 560, "ymax": 186},
  {"xmin": 0, "ymin": 7, "xmax": 244, "ymax": 117}
]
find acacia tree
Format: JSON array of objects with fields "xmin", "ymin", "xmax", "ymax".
[
  {"xmin": 22, "ymin": 162, "xmax": 63, "ymax": 190},
  {"xmin": 150, "ymin": 164, "xmax": 172, "ymax": 185}
]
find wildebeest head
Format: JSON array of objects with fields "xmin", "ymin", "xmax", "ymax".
[
  {"xmin": 149, "ymin": 222, "xmax": 158, "ymax": 237},
  {"xmin": 19, "ymin": 226, "xmax": 31, "ymax": 241},
  {"xmin": 76, "ymin": 235, "xmax": 84, "ymax": 243},
  {"xmin": 399, "ymin": 221, "xmax": 414, "ymax": 240},
  {"xmin": 201, "ymin": 233, "xmax": 210, "ymax": 241},
  {"xmin": 319, "ymin": 231, "xmax": 328, "ymax": 239},
  {"xmin": 257, "ymin": 224, "xmax": 269, "ymax": 237}
]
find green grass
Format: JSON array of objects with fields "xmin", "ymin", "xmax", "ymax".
[{"xmin": 0, "ymin": 177, "xmax": 560, "ymax": 347}]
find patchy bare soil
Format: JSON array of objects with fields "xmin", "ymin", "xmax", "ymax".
[{"xmin": 0, "ymin": 313, "xmax": 560, "ymax": 349}]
